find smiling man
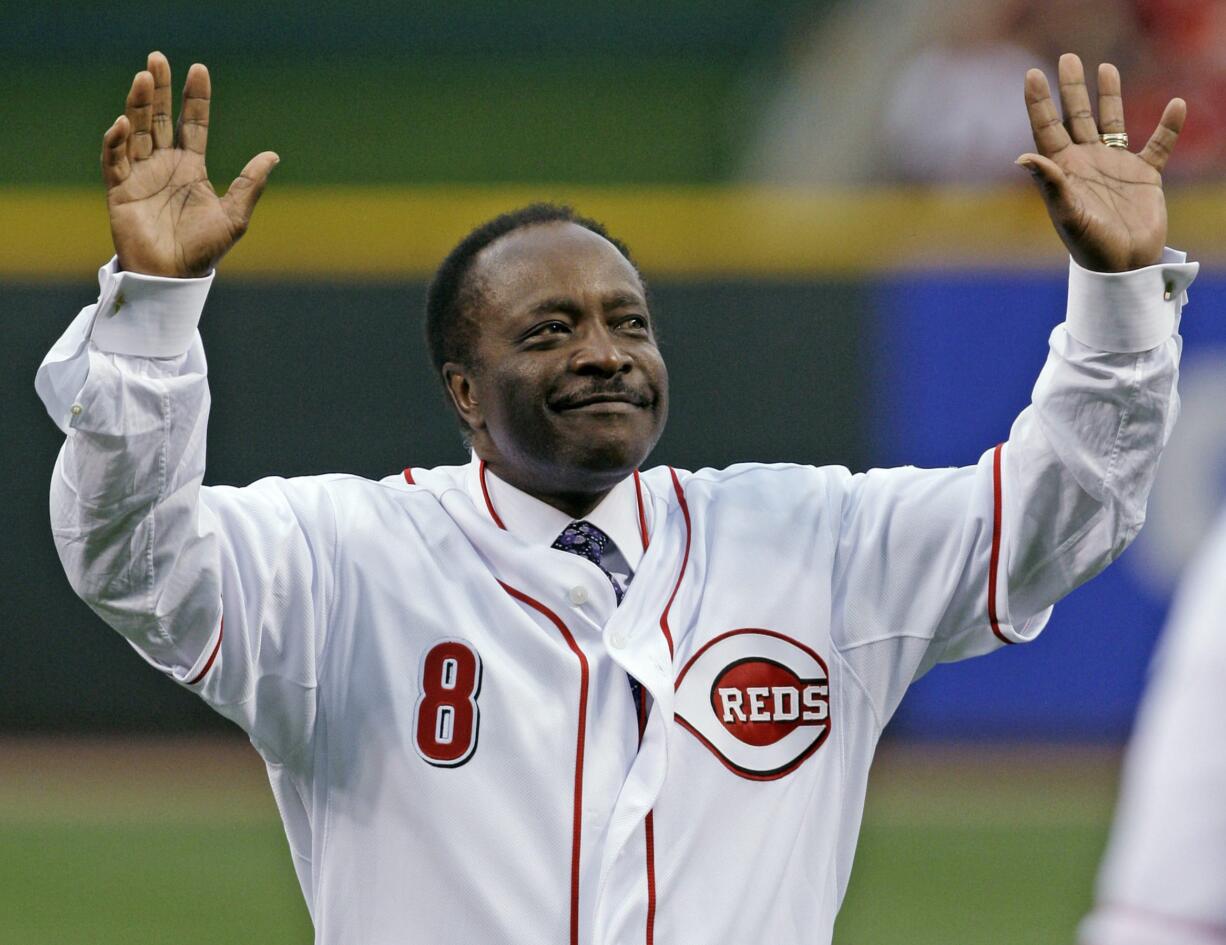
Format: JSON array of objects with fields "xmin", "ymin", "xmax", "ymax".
[
  {"xmin": 38, "ymin": 51, "xmax": 1197, "ymax": 945},
  {"xmin": 429, "ymin": 208, "xmax": 669, "ymax": 516}
]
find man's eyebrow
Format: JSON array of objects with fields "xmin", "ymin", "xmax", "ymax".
[
  {"xmin": 522, "ymin": 293, "xmax": 645, "ymax": 317},
  {"xmin": 525, "ymin": 297, "xmax": 583, "ymax": 317},
  {"xmin": 602, "ymin": 292, "xmax": 646, "ymax": 310}
]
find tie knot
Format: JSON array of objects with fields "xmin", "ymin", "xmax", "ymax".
[{"xmin": 552, "ymin": 520, "xmax": 612, "ymax": 568}]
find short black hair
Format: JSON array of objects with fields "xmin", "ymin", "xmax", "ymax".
[{"xmin": 424, "ymin": 203, "xmax": 640, "ymax": 377}]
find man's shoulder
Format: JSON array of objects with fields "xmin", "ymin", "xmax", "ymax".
[
  {"xmin": 641, "ymin": 461, "xmax": 855, "ymax": 512},
  {"xmin": 642, "ymin": 461, "xmax": 853, "ymax": 490},
  {"xmin": 205, "ymin": 463, "xmax": 470, "ymax": 516}
]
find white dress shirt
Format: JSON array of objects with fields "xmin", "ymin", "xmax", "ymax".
[{"xmin": 471, "ymin": 461, "xmax": 647, "ymax": 591}]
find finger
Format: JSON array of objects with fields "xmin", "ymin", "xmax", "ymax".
[
  {"xmin": 124, "ymin": 70, "xmax": 154, "ymax": 161},
  {"xmin": 1016, "ymin": 152, "xmax": 1076, "ymax": 214},
  {"xmin": 1139, "ymin": 97, "xmax": 1187, "ymax": 173},
  {"xmin": 1097, "ymin": 62, "xmax": 1126, "ymax": 134},
  {"xmin": 147, "ymin": 51, "xmax": 173, "ymax": 149},
  {"xmin": 176, "ymin": 63, "xmax": 210, "ymax": 155},
  {"xmin": 219, "ymin": 151, "xmax": 280, "ymax": 235},
  {"xmin": 1057, "ymin": 53, "xmax": 1100, "ymax": 143},
  {"xmin": 101, "ymin": 115, "xmax": 132, "ymax": 188},
  {"xmin": 1024, "ymin": 68, "xmax": 1073, "ymax": 156}
]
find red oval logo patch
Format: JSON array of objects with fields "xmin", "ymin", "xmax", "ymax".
[
  {"xmin": 709, "ymin": 658, "xmax": 829, "ymax": 747},
  {"xmin": 675, "ymin": 629, "xmax": 832, "ymax": 780}
]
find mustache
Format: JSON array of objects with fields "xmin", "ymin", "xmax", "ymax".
[{"xmin": 550, "ymin": 382, "xmax": 653, "ymax": 410}]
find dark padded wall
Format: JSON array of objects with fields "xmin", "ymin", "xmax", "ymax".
[{"xmin": 6, "ymin": 278, "xmax": 867, "ymax": 731}]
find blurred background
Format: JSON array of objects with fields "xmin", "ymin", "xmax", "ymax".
[{"xmin": 6, "ymin": 1, "xmax": 1226, "ymax": 942}]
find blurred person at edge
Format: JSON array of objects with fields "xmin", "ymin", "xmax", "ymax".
[
  {"xmin": 1127, "ymin": 0, "xmax": 1226, "ymax": 178},
  {"xmin": 1078, "ymin": 510, "xmax": 1226, "ymax": 945},
  {"xmin": 882, "ymin": 0, "xmax": 1137, "ymax": 182},
  {"xmin": 880, "ymin": 0, "xmax": 1051, "ymax": 183},
  {"xmin": 883, "ymin": 0, "xmax": 1226, "ymax": 182},
  {"xmin": 743, "ymin": 0, "xmax": 1180, "ymax": 185}
]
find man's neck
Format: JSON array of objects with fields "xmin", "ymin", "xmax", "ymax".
[
  {"xmin": 498, "ymin": 478, "xmax": 613, "ymax": 521},
  {"xmin": 480, "ymin": 459, "xmax": 623, "ymax": 520}
]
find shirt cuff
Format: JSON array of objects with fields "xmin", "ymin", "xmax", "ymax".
[
  {"xmin": 1065, "ymin": 248, "xmax": 1199, "ymax": 353},
  {"xmin": 89, "ymin": 257, "xmax": 214, "ymax": 357}
]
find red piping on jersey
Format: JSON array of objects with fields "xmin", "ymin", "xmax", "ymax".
[
  {"xmin": 479, "ymin": 460, "xmax": 508, "ymax": 529},
  {"xmin": 643, "ymin": 809, "xmax": 657, "ymax": 944},
  {"xmin": 187, "ymin": 617, "xmax": 223, "ymax": 685},
  {"xmin": 633, "ymin": 471, "xmax": 655, "ymax": 945},
  {"xmin": 657, "ymin": 467, "xmax": 691, "ymax": 659},
  {"xmin": 402, "ymin": 467, "xmax": 415, "ymax": 485},
  {"xmin": 482, "ymin": 459, "xmax": 664, "ymax": 656},
  {"xmin": 636, "ymin": 678, "xmax": 657, "ymax": 945},
  {"xmin": 488, "ymin": 464, "xmax": 660, "ymax": 940},
  {"xmin": 482, "ymin": 462, "xmax": 650, "ymax": 552},
  {"xmin": 499, "ymin": 582, "xmax": 588, "ymax": 945},
  {"xmin": 988, "ymin": 444, "xmax": 1012, "ymax": 645},
  {"xmin": 632, "ymin": 470, "xmax": 650, "ymax": 551}
]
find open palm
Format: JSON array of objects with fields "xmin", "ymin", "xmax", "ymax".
[
  {"xmin": 103, "ymin": 52, "xmax": 277, "ymax": 277},
  {"xmin": 1019, "ymin": 54, "xmax": 1185, "ymax": 272}
]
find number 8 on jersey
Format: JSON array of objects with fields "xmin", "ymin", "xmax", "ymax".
[{"xmin": 413, "ymin": 640, "xmax": 483, "ymax": 767}]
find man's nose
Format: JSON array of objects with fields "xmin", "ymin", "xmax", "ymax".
[{"xmin": 571, "ymin": 326, "xmax": 632, "ymax": 375}]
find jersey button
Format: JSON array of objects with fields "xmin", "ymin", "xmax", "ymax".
[
  {"xmin": 609, "ymin": 630, "xmax": 627, "ymax": 649},
  {"xmin": 568, "ymin": 585, "xmax": 589, "ymax": 606}
]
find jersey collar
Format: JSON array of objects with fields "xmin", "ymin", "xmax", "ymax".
[{"xmin": 465, "ymin": 455, "xmax": 651, "ymax": 569}]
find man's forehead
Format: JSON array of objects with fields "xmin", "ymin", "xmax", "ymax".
[{"xmin": 474, "ymin": 222, "xmax": 644, "ymax": 303}]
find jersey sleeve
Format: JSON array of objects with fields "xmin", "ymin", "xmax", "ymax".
[
  {"xmin": 831, "ymin": 251, "xmax": 1198, "ymax": 726},
  {"xmin": 38, "ymin": 260, "xmax": 335, "ymax": 765},
  {"xmin": 1077, "ymin": 511, "xmax": 1226, "ymax": 945}
]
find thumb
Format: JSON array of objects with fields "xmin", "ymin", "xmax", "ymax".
[
  {"xmin": 220, "ymin": 150, "xmax": 280, "ymax": 234},
  {"xmin": 1015, "ymin": 152, "xmax": 1072, "ymax": 209}
]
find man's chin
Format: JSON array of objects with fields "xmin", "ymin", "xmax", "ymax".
[
  {"xmin": 569, "ymin": 444, "xmax": 641, "ymax": 477},
  {"xmin": 553, "ymin": 432, "xmax": 653, "ymax": 483}
]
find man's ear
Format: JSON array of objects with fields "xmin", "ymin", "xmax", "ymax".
[{"xmin": 443, "ymin": 362, "xmax": 485, "ymax": 431}]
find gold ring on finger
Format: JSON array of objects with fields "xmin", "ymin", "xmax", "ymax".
[{"xmin": 1099, "ymin": 132, "xmax": 1129, "ymax": 149}]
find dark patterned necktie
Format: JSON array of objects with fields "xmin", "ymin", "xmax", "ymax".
[
  {"xmin": 552, "ymin": 521, "xmax": 645, "ymax": 716},
  {"xmin": 551, "ymin": 520, "xmax": 625, "ymax": 603}
]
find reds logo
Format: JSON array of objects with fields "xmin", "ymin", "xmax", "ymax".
[{"xmin": 674, "ymin": 629, "xmax": 831, "ymax": 780}]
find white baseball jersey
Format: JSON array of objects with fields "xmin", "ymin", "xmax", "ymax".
[
  {"xmin": 1079, "ymin": 508, "xmax": 1226, "ymax": 945},
  {"xmin": 38, "ymin": 252, "xmax": 1196, "ymax": 945}
]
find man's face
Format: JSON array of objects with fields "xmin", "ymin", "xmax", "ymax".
[{"xmin": 447, "ymin": 222, "xmax": 669, "ymax": 499}]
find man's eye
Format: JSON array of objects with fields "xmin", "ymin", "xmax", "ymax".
[
  {"xmin": 620, "ymin": 316, "xmax": 649, "ymax": 332},
  {"xmin": 532, "ymin": 321, "xmax": 570, "ymax": 337}
]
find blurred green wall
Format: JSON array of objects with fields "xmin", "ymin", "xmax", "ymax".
[{"xmin": 5, "ymin": 1, "xmax": 819, "ymax": 186}]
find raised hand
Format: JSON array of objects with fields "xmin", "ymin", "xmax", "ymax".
[
  {"xmin": 102, "ymin": 52, "xmax": 278, "ymax": 277},
  {"xmin": 1018, "ymin": 53, "xmax": 1185, "ymax": 272}
]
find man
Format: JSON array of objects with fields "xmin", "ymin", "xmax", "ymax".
[
  {"xmin": 1078, "ymin": 509, "xmax": 1226, "ymax": 945},
  {"xmin": 37, "ymin": 51, "xmax": 1194, "ymax": 945}
]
